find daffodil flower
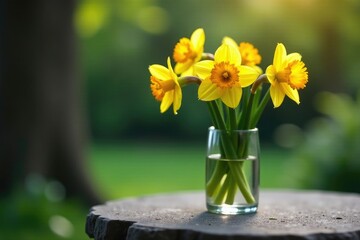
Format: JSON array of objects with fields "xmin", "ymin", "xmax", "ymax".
[
  {"xmin": 194, "ymin": 43, "xmax": 260, "ymax": 108},
  {"xmin": 147, "ymin": 29, "xmax": 311, "ymax": 211},
  {"xmin": 266, "ymin": 43, "xmax": 308, "ymax": 108},
  {"xmin": 173, "ymin": 28, "xmax": 205, "ymax": 75},
  {"xmin": 149, "ymin": 57, "xmax": 182, "ymax": 114},
  {"xmin": 223, "ymin": 37, "xmax": 262, "ymax": 67}
]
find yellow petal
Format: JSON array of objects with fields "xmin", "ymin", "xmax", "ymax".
[
  {"xmin": 172, "ymin": 85, "xmax": 182, "ymax": 114},
  {"xmin": 180, "ymin": 66, "xmax": 194, "ymax": 77},
  {"xmin": 282, "ymin": 83, "xmax": 300, "ymax": 104},
  {"xmin": 252, "ymin": 65, "xmax": 263, "ymax": 75},
  {"xmin": 167, "ymin": 57, "xmax": 178, "ymax": 84},
  {"xmin": 221, "ymin": 87, "xmax": 242, "ymax": 108},
  {"xmin": 287, "ymin": 52, "xmax": 302, "ymax": 62},
  {"xmin": 270, "ymin": 82, "xmax": 285, "ymax": 108},
  {"xmin": 265, "ymin": 65, "xmax": 276, "ymax": 85},
  {"xmin": 222, "ymin": 36, "xmax": 238, "ymax": 49},
  {"xmin": 191, "ymin": 28, "xmax": 205, "ymax": 53},
  {"xmin": 238, "ymin": 66, "xmax": 259, "ymax": 87},
  {"xmin": 175, "ymin": 61, "xmax": 193, "ymax": 75},
  {"xmin": 273, "ymin": 43, "xmax": 286, "ymax": 71},
  {"xmin": 193, "ymin": 60, "xmax": 214, "ymax": 79},
  {"xmin": 198, "ymin": 78, "xmax": 222, "ymax": 101},
  {"xmin": 214, "ymin": 44, "xmax": 241, "ymax": 66},
  {"xmin": 149, "ymin": 64, "xmax": 171, "ymax": 81},
  {"xmin": 160, "ymin": 91, "xmax": 174, "ymax": 113}
]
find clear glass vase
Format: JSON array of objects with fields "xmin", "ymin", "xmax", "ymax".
[{"xmin": 205, "ymin": 127, "xmax": 260, "ymax": 215}]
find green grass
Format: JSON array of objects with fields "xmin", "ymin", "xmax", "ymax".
[{"xmin": 88, "ymin": 141, "xmax": 292, "ymax": 199}]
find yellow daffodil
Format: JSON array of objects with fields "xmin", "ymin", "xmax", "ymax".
[
  {"xmin": 223, "ymin": 37, "xmax": 262, "ymax": 67},
  {"xmin": 173, "ymin": 28, "xmax": 205, "ymax": 75},
  {"xmin": 239, "ymin": 42, "xmax": 262, "ymax": 66},
  {"xmin": 149, "ymin": 57, "xmax": 182, "ymax": 114},
  {"xmin": 266, "ymin": 43, "xmax": 308, "ymax": 108},
  {"xmin": 222, "ymin": 37, "xmax": 263, "ymax": 76},
  {"xmin": 194, "ymin": 44, "xmax": 260, "ymax": 108}
]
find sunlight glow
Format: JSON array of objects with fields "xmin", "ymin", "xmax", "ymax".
[{"xmin": 136, "ymin": 6, "xmax": 169, "ymax": 34}]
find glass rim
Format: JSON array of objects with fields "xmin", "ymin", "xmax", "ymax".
[{"xmin": 208, "ymin": 126, "xmax": 258, "ymax": 133}]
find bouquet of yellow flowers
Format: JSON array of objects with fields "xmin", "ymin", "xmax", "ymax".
[{"xmin": 149, "ymin": 28, "xmax": 308, "ymax": 214}]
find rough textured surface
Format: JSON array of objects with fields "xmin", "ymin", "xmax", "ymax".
[{"xmin": 86, "ymin": 190, "xmax": 360, "ymax": 240}]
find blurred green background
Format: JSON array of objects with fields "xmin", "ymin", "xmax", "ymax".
[{"xmin": 1, "ymin": 0, "xmax": 360, "ymax": 239}]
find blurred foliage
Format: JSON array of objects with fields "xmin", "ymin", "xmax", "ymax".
[
  {"xmin": 0, "ymin": 185, "xmax": 87, "ymax": 240},
  {"xmin": 75, "ymin": 0, "xmax": 360, "ymax": 141},
  {"xmin": 286, "ymin": 91, "xmax": 360, "ymax": 193}
]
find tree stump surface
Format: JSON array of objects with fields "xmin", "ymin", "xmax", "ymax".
[{"xmin": 86, "ymin": 190, "xmax": 360, "ymax": 240}]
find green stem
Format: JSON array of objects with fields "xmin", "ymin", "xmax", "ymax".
[
  {"xmin": 228, "ymin": 161, "xmax": 255, "ymax": 203},
  {"xmin": 243, "ymin": 94, "xmax": 254, "ymax": 130},
  {"xmin": 208, "ymin": 101, "xmax": 225, "ymax": 130},
  {"xmin": 206, "ymin": 101, "xmax": 228, "ymax": 201},
  {"xmin": 238, "ymin": 89, "xmax": 249, "ymax": 129},
  {"xmin": 207, "ymin": 101, "xmax": 221, "ymax": 129},
  {"xmin": 214, "ymin": 174, "xmax": 231, "ymax": 204},
  {"xmin": 229, "ymin": 108, "xmax": 237, "ymax": 130},
  {"xmin": 206, "ymin": 100, "xmax": 256, "ymax": 205},
  {"xmin": 250, "ymin": 88, "xmax": 270, "ymax": 128},
  {"xmin": 224, "ymin": 108, "xmax": 239, "ymax": 204},
  {"xmin": 224, "ymin": 175, "xmax": 237, "ymax": 204},
  {"xmin": 206, "ymin": 160, "xmax": 228, "ymax": 196},
  {"xmin": 251, "ymin": 85, "xmax": 262, "ymax": 119}
]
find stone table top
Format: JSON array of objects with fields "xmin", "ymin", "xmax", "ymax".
[{"xmin": 86, "ymin": 189, "xmax": 360, "ymax": 240}]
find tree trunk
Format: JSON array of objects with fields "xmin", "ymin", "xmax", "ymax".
[{"xmin": 0, "ymin": 0, "xmax": 102, "ymax": 206}]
